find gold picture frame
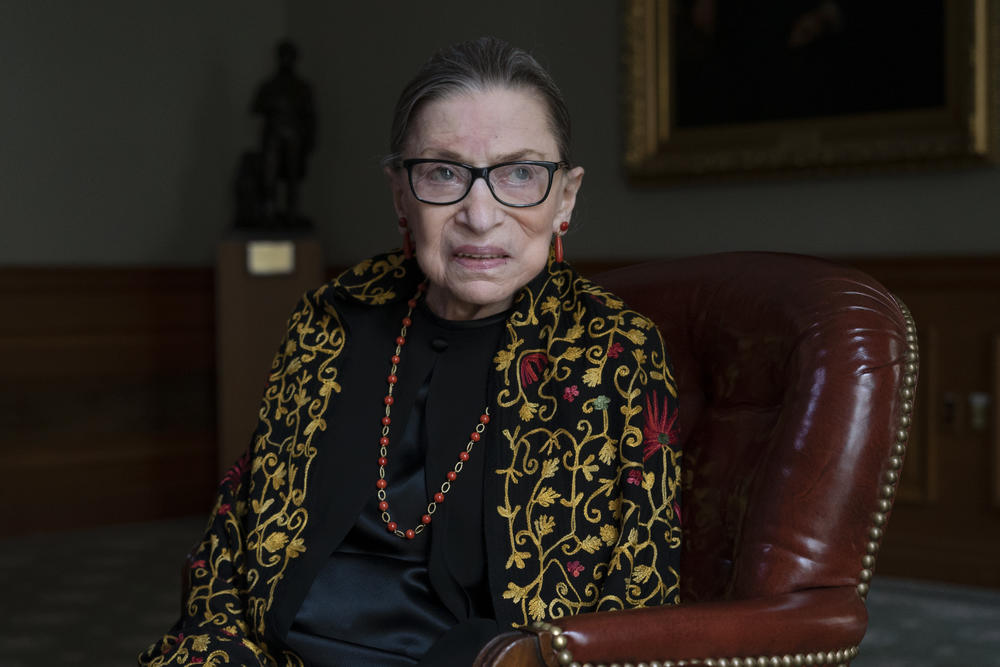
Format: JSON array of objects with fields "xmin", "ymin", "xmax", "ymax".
[
  {"xmin": 993, "ymin": 335, "xmax": 1000, "ymax": 509},
  {"xmin": 624, "ymin": 0, "xmax": 1000, "ymax": 180}
]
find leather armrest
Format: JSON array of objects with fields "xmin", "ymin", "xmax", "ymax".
[
  {"xmin": 475, "ymin": 587, "xmax": 868, "ymax": 666},
  {"xmin": 473, "ymin": 631, "xmax": 555, "ymax": 667}
]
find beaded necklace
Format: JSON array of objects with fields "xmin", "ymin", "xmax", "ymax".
[{"xmin": 375, "ymin": 283, "xmax": 491, "ymax": 540}]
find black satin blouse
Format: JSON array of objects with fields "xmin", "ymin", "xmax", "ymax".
[{"xmin": 284, "ymin": 298, "xmax": 507, "ymax": 666}]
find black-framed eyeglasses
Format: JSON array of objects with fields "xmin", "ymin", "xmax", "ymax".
[{"xmin": 400, "ymin": 158, "xmax": 569, "ymax": 207}]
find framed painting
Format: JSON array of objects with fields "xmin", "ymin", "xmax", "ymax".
[
  {"xmin": 624, "ymin": 0, "xmax": 1000, "ymax": 180},
  {"xmin": 994, "ymin": 335, "xmax": 1000, "ymax": 509}
]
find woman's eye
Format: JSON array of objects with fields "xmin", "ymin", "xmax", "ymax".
[
  {"xmin": 430, "ymin": 166, "xmax": 456, "ymax": 182},
  {"xmin": 498, "ymin": 165, "xmax": 539, "ymax": 185}
]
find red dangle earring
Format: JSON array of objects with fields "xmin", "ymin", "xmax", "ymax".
[
  {"xmin": 554, "ymin": 221, "xmax": 569, "ymax": 263},
  {"xmin": 399, "ymin": 217, "xmax": 414, "ymax": 259}
]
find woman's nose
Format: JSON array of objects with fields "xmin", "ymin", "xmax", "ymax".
[{"xmin": 457, "ymin": 178, "xmax": 503, "ymax": 232}]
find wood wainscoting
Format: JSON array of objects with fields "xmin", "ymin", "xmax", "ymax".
[
  {"xmin": 0, "ymin": 268, "xmax": 217, "ymax": 536},
  {"xmin": 848, "ymin": 257, "xmax": 1000, "ymax": 589},
  {"xmin": 2, "ymin": 257, "xmax": 998, "ymax": 590}
]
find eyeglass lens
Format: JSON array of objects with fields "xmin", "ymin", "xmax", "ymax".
[{"xmin": 410, "ymin": 162, "xmax": 552, "ymax": 205}]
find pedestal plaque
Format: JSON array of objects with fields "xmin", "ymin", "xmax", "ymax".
[{"xmin": 215, "ymin": 232, "xmax": 324, "ymax": 475}]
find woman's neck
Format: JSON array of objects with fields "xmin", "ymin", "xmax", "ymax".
[{"xmin": 423, "ymin": 284, "xmax": 513, "ymax": 322}]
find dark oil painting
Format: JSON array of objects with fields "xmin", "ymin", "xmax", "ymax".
[{"xmin": 673, "ymin": 1, "xmax": 947, "ymax": 128}]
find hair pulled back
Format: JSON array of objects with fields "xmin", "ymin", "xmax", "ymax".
[{"xmin": 386, "ymin": 37, "xmax": 572, "ymax": 166}]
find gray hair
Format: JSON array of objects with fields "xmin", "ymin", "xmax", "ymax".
[{"xmin": 385, "ymin": 37, "xmax": 572, "ymax": 167}]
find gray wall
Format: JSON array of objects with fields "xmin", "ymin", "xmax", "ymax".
[
  {"xmin": 3, "ymin": 2, "xmax": 999, "ymax": 265},
  {"xmin": 0, "ymin": 1, "xmax": 285, "ymax": 265}
]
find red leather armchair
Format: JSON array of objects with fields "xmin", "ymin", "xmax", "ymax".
[{"xmin": 476, "ymin": 253, "xmax": 918, "ymax": 667}]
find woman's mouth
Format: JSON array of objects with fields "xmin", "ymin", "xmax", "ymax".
[
  {"xmin": 456, "ymin": 252, "xmax": 506, "ymax": 259},
  {"xmin": 453, "ymin": 247, "xmax": 509, "ymax": 268}
]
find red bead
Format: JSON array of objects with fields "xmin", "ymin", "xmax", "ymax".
[
  {"xmin": 418, "ymin": 283, "xmax": 428, "ymax": 292},
  {"xmin": 559, "ymin": 221, "xmax": 569, "ymax": 232},
  {"xmin": 372, "ymin": 307, "xmax": 493, "ymax": 541}
]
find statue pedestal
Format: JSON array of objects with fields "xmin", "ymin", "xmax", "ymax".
[{"xmin": 215, "ymin": 231, "xmax": 324, "ymax": 475}]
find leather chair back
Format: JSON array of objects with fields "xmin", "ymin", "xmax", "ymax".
[{"xmin": 596, "ymin": 253, "xmax": 914, "ymax": 603}]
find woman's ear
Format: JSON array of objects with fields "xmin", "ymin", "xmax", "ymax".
[
  {"xmin": 384, "ymin": 165, "xmax": 408, "ymax": 219},
  {"xmin": 553, "ymin": 166, "xmax": 585, "ymax": 231}
]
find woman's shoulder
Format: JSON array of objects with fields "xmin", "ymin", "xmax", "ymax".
[
  {"xmin": 293, "ymin": 250, "xmax": 421, "ymax": 314},
  {"xmin": 531, "ymin": 260, "xmax": 661, "ymax": 338},
  {"xmin": 501, "ymin": 260, "xmax": 669, "ymax": 386}
]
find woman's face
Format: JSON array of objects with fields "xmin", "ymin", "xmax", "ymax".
[{"xmin": 389, "ymin": 87, "xmax": 584, "ymax": 321}]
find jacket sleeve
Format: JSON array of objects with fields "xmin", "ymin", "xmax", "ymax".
[
  {"xmin": 137, "ymin": 452, "xmax": 272, "ymax": 666},
  {"xmin": 598, "ymin": 324, "xmax": 682, "ymax": 610},
  {"xmin": 137, "ymin": 291, "xmax": 325, "ymax": 667}
]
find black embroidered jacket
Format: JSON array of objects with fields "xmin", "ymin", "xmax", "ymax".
[{"xmin": 139, "ymin": 251, "xmax": 681, "ymax": 666}]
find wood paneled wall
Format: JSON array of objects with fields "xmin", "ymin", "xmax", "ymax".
[
  {"xmin": 3, "ymin": 257, "xmax": 998, "ymax": 590},
  {"xmin": 0, "ymin": 268, "xmax": 217, "ymax": 536},
  {"xmin": 847, "ymin": 258, "xmax": 1000, "ymax": 588}
]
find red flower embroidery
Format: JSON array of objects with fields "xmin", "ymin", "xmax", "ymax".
[
  {"xmin": 562, "ymin": 385, "xmax": 579, "ymax": 402},
  {"xmin": 190, "ymin": 560, "xmax": 206, "ymax": 569},
  {"xmin": 626, "ymin": 469, "xmax": 642, "ymax": 485},
  {"xmin": 567, "ymin": 560, "xmax": 585, "ymax": 577},
  {"xmin": 519, "ymin": 352, "xmax": 548, "ymax": 386},
  {"xmin": 673, "ymin": 501, "xmax": 683, "ymax": 526},
  {"xmin": 223, "ymin": 451, "xmax": 250, "ymax": 489},
  {"xmin": 217, "ymin": 503, "xmax": 231, "ymax": 515},
  {"xmin": 164, "ymin": 632, "xmax": 185, "ymax": 654},
  {"xmin": 606, "ymin": 341, "xmax": 624, "ymax": 359},
  {"xmin": 191, "ymin": 659, "xmax": 205, "ymax": 664},
  {"xmin": 642, "ymin": 392, "xmax": 679, "ymax": 461}
]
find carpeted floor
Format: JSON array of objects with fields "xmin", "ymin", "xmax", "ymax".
[
  {"xmin": 1, "ymin": 515, "xmax": 998, "ymax": 666},
  {"xmin": 856, "ymin": 576, "xmax": 1000, "ymax": 666}
]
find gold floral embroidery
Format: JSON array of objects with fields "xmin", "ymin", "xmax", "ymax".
[
  {"xmin": 492, "ymin": 265, "xmax": 681, "ymax": 626},
  {"xmin": 140, "ymin": 252, "xmax": 680, "ymax": 664}
]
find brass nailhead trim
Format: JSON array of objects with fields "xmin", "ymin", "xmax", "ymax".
[
  {"xmin": 529, "ymin": 623, "xmax": 859, "ymax": 667},
  {"xmin": 856, "ymin": 298, "xmax": 918, "ymax": 603},
  {"xmin": 529, "ymin": 621, "xmax": 575, "ymax": 666}
]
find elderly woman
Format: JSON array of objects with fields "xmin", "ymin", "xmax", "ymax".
[{"xmin": 141, "ymin": 37, "xmax": 680, "ymax": 666}]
